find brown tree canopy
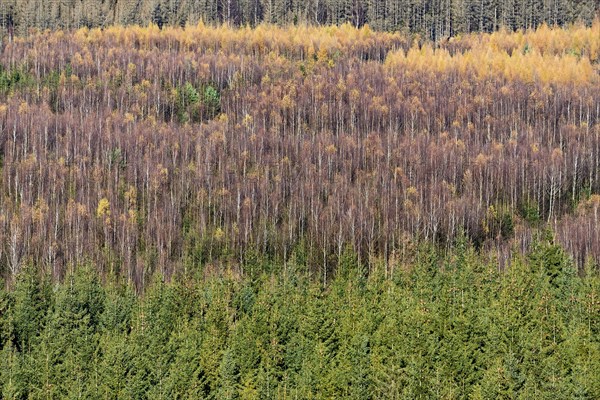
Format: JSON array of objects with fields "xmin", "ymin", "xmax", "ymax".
[{"xmin": 0, "ymin": 23, "xmax": 598, "ymax": 288}]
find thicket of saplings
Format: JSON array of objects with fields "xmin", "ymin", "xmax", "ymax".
[{"xmin": 0, "ymin": 22, "xmax": 599, "ymax": 398}]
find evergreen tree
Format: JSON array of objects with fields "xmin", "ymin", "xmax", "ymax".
[
  {"xmin": 10, "ymin": 265, "xmax": 52, "ymax": 354},
  {"xmin": 43, "ymin": 266, "xmax": 105, "ymax": 397}
]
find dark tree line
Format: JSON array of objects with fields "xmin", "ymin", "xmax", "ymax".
[{"xmin": 0, "ymin": 0, "xmax": 598, "ymax": 39}]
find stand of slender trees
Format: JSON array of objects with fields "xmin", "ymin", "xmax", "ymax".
[{"xmin": 0, "ymin": 23, "xmax": 598, "ymax": 288}]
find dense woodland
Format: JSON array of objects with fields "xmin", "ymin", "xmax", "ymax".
[
  {"xmin": 1, "ymin": 239, "xmax": 600, "ymax": 398},
  {"xmin": 0, "ymin": 20, "xmax": 599, "ymax": 398},
  {"xmin": 0, "ymin": 23, "xmax": 598, "ymax": 288},
  {"xmin": 0, "ymin": 0, "xmax": 598, "ymax": 39}
]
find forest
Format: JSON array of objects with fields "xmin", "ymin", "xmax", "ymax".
[
  {"xmin": 0, "ymin": 23, "xmax": 598, "ymax": 287},
  {"xmin": 1, "ymin": 0, "xmax": 599, "ymax": 38},
  {"xmin": 1, "ymin": 238, "xmax": 599, "ymax": 398},
  {"xmin": 0, "ymin": 15, "xmax": 599, "ymax": 399}
]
